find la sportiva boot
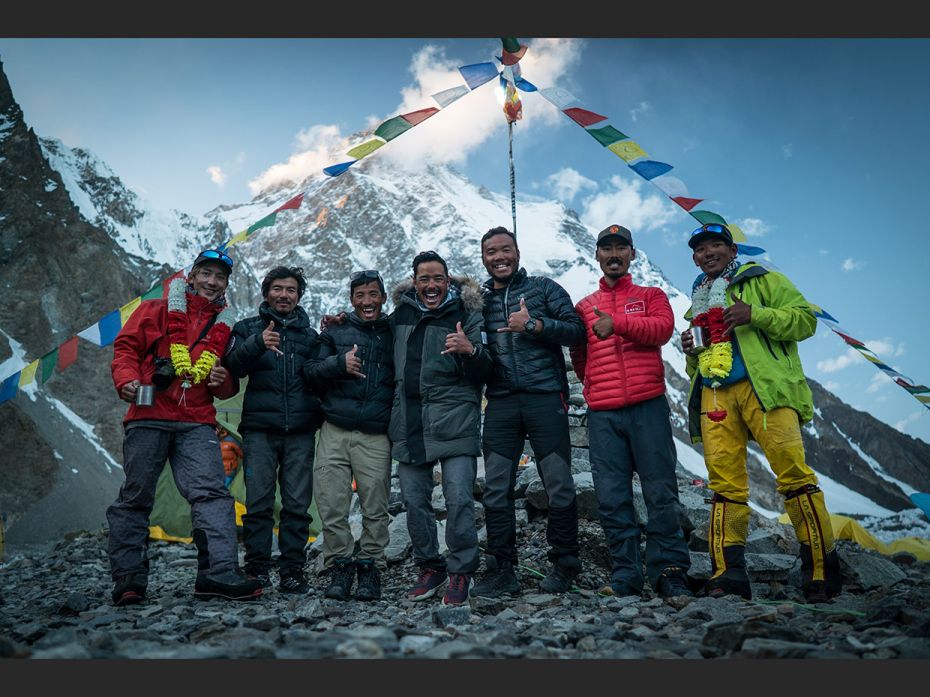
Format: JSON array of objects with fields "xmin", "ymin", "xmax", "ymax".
[
  {"xmin": 784, "ymin": 484, "xmax": 842, "ymax": 602},
  {"xmin": 703, "ymin": 494, "xmax": 752, "ymax": 600}
]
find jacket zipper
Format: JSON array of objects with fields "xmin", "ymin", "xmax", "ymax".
[
  {"xmin": 502, "ymin": 281, "xmax": 521, "ymax": 390},
  {"xmin": 281, "ymin": 329, "xmax": 289, "ymax": 432},
  {"xmin": 760, "ymin": 331, "xmax": 779, "ymax": 361}
]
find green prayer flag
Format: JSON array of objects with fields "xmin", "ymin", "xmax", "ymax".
[
  {"xmin": 248, "ymin": 213, "xmax": 278, "ymax": 234},
  {"xmin": 40, "ymin": 349, "xmax": 58, "ymax": 384},
  {"xmin": 141, "ymin": 283, "xmax": 163, "ymax": 301},
  {"xmin": 586, "ymin": 125, "xmax": 627, "ymax": 147},
  {"xmin": 691, "ymin": 210, "xmax": 728, "ymax": 226},
  {"xmin": 374, "ymin": 117, "xmax": 413, "ymax": 142}
]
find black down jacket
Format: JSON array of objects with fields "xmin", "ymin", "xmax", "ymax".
[
  {"xmin": 225, "ymin": 302, "xmax": 321, "ymax": 434},
  {"xmin": 302, "ymin": 312, "xmax": 394, "ymax": 435},
  {"xmin": 482, "ymin": 268, "xmax": 585, "ymax": 397}
]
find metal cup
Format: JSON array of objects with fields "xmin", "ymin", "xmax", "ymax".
[
  {"xmin": 135, "ymin": 384, "xmax": 155, "ymax": 407},
  {"xmin": 691, "ymin": 326, "xmax": 708, "ymax": 350}
]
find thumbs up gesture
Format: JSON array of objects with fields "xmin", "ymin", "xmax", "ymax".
[
  {"xmin": 262, "ymin": 320, "xmax": 284, "ymax": 355},
  {"xmin": 592, "ymin": 306, "xmax": 614, "ymax": 340},
  {"xmin": 442, "ymin": 321, "xmax": 475, "ymax": 355},
  {"xmin": 499, "ymin": 296, "xmax": 532, "ymax": 333},
  {"xmin": 345, "ymin": 343, "xmax": 366, "ymax": 378}
]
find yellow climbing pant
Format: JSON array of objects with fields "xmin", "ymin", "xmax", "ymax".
[{"xmin": 700, "ymin": 379, "xmax": 818, "ymax": 502}]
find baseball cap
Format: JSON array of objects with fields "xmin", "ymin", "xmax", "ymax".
[
  {"xmin": 192, "ymin": 249, "xmax": 234, "ymax": 274},
  {"xmin": 688, "ymin": 223, "xmax": 734, "ymax": 250},
  {"xmin": 595, "ymin": 224, "xmax": 633, "ymax": 249}
]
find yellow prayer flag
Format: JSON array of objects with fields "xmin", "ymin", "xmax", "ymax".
[
  {"xmin": 120, "ymin": 297, "xmax": 142, "ymax": 326},
  {"xmin": 18, "ymin": 359, "xmax": 39, "ymax": 387},
  {"xmin": 727, "ymin": 224, "xmax": 748, "ymax": 243},
  {"xmin": 347, "ymin": 139, "xmax": 385, "ymax": 160},
  {"xmin": 608, "ymin": 140, "xmax": 648, "ymax": 162},
  {"xmin": 225, "ymin": 229, "xmax": 249, "ymax": 249}
]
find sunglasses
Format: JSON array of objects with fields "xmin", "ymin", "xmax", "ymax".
[
  {"xmin": 350, "ymin": 269, "xmax": 383, "ymax": 284},
  {"xmin": 690, "ymin": 223, "xmax": 730, "ymax": 237},
  {"xmin": 198, "ymin": 249, "xmax": 234, "ymax": 268}
]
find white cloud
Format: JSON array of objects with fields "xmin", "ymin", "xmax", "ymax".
[
  {"xmin": 842, "ymin": 257, "xmax": 865, "ymax": 272},
  {"xmin": 579, "ymin": 176, "xmax": 677, "ymax": 235},
  {"xmin": 546, "ymin": 167, "xmax": 597, "ymax": 203},
  {"xmin": 823, "ymin": 380, "xmax": 841, "ymax": 391},
  {"xmin": 782, "ymin": 144, "xmax": 793, "ymax": 158},
  {"xmin": 734, "ymin": 217, "xmax": 770, "ymax": 237},
  {"xmin": 866, "ymin": 372, "xmax": 890, "ymax": 394},
  {"xmin": 629, "ymin": 101, "xmax": 652, "ymax": 123},
  {"xmin": 248, "ymin": 124, "xmax": 347, "ymax": 195},
  {"xmin": 207, "ymin": 165, "xmax": 226, "ymax": 186},
  {"xmin": 816, "ymin": 337, "xmax": 904, "ymax": 373},
  {"xmin": 896, "ymin": 411, "xmax": 925, "ymax": 433},
  {"xmin": 248, "ymin": 39, "xmax": 584, "ymax": 192}
]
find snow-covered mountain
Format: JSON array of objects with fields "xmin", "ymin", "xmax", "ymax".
[{"xmin": 2, "ymin": 55, "xmax": 930, "ymax": 548}]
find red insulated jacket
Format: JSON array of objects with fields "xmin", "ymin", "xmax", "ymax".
[
  {"xmin": 570, "ymin": 274, "xmax": 673, "ymax": 410},
  {"xmin": 111, "ymin": 294, "xmax": 238, "ymax": 425}
]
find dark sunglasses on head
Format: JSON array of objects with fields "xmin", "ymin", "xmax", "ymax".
[
  {"xmin": 198, "ymin": 249, "xmax": 234, "ymax": 268},
  {"xmin": 350, "ymin": 269, "xmax": 383, "ymax": 284},
  {"xmin": 690, "ymin": 223, "xmax": 729, "ymax": 237}
]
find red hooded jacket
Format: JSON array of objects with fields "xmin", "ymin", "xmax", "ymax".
[
  {"xmin": 570, "ymin": 274, "xmax": 673, "ymax": 410},
  {"xmin": 111, "ymin": 293, "xmax": 238, "ymax": 425}
]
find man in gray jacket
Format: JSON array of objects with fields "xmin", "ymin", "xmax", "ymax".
[{"xmin": 389, "ymin": 250, "xmax": 492, "ymax": 606}]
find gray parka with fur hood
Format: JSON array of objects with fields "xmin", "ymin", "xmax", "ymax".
[{"xmin": 388, "ymin": 275, "xmax": 492, "ymax": 464}]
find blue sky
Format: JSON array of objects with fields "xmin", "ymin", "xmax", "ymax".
[{"xmin": 2, "ymin": 38, "xmax": 928, "ymax": 444}]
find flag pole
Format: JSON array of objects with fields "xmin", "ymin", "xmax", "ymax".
[{"xmin": 508, "ymin": 121, "xmax": 517, "ymax": 237}]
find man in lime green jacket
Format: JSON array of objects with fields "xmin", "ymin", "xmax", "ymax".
[{"xmin": 681, "ymin": 223, "xmax": 842, "ymax": 604}]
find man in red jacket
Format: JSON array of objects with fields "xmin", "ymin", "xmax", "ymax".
[
  {"xmin": 570, "ymin": 224, "xmax": 692, "ymax": 600},
  {"xmin": 107, "ymin": 249, "xmax": 261, "ymax": 606}
]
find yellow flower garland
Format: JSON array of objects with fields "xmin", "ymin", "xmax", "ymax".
[
  {"xmin": 698, "ymin": 341, "xmax": 732, "ymax": 382},
  {"xmin": 169, "ymin": 343, "xmax": 219, "ymax": 385}
]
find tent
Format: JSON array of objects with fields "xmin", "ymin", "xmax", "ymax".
[
  {"xmin": 777, "ymin": 513, "xmax": 930, "ymax": 562},
  {"xmin": 148, "ymin": 378, "xmax": 320, "ymax": 543}
]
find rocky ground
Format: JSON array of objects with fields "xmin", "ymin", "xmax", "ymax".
[{"xmin": 2, "ymin": 466, "xmax": 930, "ymax": 660}]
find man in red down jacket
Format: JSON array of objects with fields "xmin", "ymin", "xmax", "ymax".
[
  {"xmin": 570, "ymin": 224, "xmax": 693, "ymax": 600},
  {"xmin": 108, "ymin": 249, "xmax": 261, "ymax": 606}
]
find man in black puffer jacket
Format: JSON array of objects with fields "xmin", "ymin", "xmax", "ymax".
[
  {"xmin": 225, "ymin": 266, "xmax": 321, "ymax": 595},
  {"xmin": 303, "ymin": 270, "xmax": 395, "ymax": 602},
  {"xmin": 472, "ymin": 227, "xmax": 586, "ymax": 598}
]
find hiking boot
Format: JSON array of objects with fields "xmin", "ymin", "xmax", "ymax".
[
  {"xmin": 472, "ymin": 560, "xmax": 520, "ymax": 598},
  {"xmin": 194, "ymin": 568, "xmax": 263, "ymax": 601},
  {"xmin": 406, "ymin": 567, "xmax": 448, "ymax": 601},
  {"xmin": 539, "ymin": 564, "xmax": 578, "ymax": 593},
  {"xmin": 278, "ymin": 569, "xmax": 309, "ymax": 594},
  {"xmin": 656, "ymin": 566, "xmax": 694, "ymax": 599},
  {"xmin": 354, "ymin": 560, "xmax": 382, "ymax": 601},
  {"xmin": 441, "ymin": 573, "xmax": 471, "ymax": 606},
  {"xmin": 112, "ymin": 573, "xmax": 147, "ymax": 606},
  {"xmin": 324, "ymin": 559, "xmax": 357, "ymax": 600},
  {"xmin": 703, "ymin": 572, "xmax": 752, "ymax": 600},
  {"xmin": 244, "ymin": 564, "xmax": 272, "ymax": 590},
  {"xmin": 803, "ymin": 581, "xmax": 831, "ymax": 604}
]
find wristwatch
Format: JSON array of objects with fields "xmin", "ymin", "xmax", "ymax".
[{"xmin": 523, "ymin": 317, "xmax": 537, "ymax": 333}]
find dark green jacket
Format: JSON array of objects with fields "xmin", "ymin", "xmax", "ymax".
[
  {"xmin": 388, "ymin": 276, "xmax": 492, "ymax": 464},
  {"xmin": 684, "ymin": 262, "xmax": 816, "ymax": 443}
]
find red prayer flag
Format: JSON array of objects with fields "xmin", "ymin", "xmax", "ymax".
[
  {"xmin": 400, "ymin": 108, "xmax": 439, "ymax": 127},
  {"xmin": 671, "ymin": 196, "xmax": 703, "ymax": 212},
  {"xmin": 274, "ymin": 193, "xmax": 305, "ymax": 213},
  {"xmin": 563, "ymin": 107, "xmax": 607, "ymax": 127},
  {"xmin": 57, "ymin": 336, "xmax": 79, "ymax": 371}
]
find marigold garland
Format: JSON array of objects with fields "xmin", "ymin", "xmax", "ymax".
[
  {"xmin": 691, "ymin": 274, "xmax": 733, "ymax": 388},
  {"xmin": 166, "ymin": 278, "xmax": 234, "ymax": 387}
]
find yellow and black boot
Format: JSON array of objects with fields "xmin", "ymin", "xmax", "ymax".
[
  {"xmin": 784, "ymin": 484, "xmax": 842, "ymax": 603},
  {"xmin": 704, "ymin": 494, "xmax": 752, "ymax": 600}
]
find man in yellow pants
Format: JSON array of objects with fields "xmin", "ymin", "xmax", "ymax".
[{"xmin": 681, "ymin": 223, "xmax": 842, "ymax": 603}]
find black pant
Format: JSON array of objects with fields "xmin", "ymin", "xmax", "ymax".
[
  {"xmin": 482, "ymin": 391, "xmax": 579, "ymax": 569},
  {"xmin": 241, "ymin": 429, "xmax": 315, "ymax": 574}
]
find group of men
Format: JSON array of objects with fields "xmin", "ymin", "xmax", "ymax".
[{"xmin": 106, "ymin": 220, "xmax": 842, "ymax": 608}]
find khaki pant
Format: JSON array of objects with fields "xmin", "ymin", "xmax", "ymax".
[
  {"xmin": 314, "ymin": 421, "xmax": 391, "ymax": 570},
  {"xmin": 700, "ymin": 379, "xmax": 818, "ymax": 501}
]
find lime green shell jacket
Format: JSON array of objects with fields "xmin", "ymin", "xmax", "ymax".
[{"xmin": 684, "ymin": 262, "xmax": 816, "ymax": 443}]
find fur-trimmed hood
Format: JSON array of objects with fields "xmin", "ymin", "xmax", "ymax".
[{"xmin": 390, "ymin": 275, "xmax": 485, "ymax": 314}]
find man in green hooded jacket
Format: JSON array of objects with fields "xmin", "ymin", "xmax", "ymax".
[{"xmin": 681, "ymin": 223, "xmax": 842, "ymax": 603}]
